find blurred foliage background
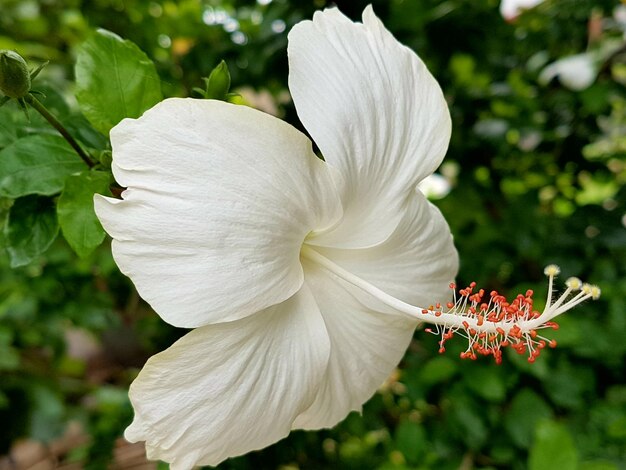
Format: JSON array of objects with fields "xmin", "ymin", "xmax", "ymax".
[{"xmin": 0, "ymin": 0, "xmax": 625, "ymax": 468}]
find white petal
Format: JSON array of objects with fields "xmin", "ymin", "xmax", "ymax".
[
  {"xmin": 124, "ymin": 286, "xmax": 330, "ymax": 469},
  {"xmin": 310, "ymin": 190, "xmax": 458, "ymax": 309},
  {"xmin": 293, "ymin": 260, "xmax": 417, "ymax": 429},
  {"xmin": 288, "ymin": 6, "xmax": 451, "ymax": 248},
  {"xmin": 95, "ymin": 98, "xmax": 342, "ymax": 328}
]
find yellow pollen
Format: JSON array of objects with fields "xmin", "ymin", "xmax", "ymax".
[
  {"xmin": 590, "ymin": 285, "xmax": 601, "ymax": 300},
  {"xmin": 566, "ymin": 277, "xmax": 582, "ymax": 290},
  {"xmin": 544, "ymin": 264, "xmax": 561, "ymax": 276}
]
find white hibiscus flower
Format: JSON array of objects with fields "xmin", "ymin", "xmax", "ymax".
[
  {"xmin": 500, "ymin": 0, "xmax": 544, "ymax": 21},
  {"xmin": 95, "ymin": 6, "xmax": 600, "ymax": 469},
  {"xmin": 539, "ymin": 53, "xmax": 598, "ymax": 91}
]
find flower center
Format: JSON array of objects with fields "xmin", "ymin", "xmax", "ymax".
[{"xmin": 301, "ymin": 247, "xmax": 600, "ymax": 364}]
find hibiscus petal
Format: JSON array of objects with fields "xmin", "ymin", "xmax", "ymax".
[
  {"xmin": 288, "ymin": 6, "xmax": 451, "ymax": 248},
  {"xmin": 311, "ymin": 190, "xmax": 459, "ymax": 308},
  {"xmin": 94, "ymin": 98, "xmax": 342, "ymax": 328},
  {"xmin": 293, "ymin": 260, "xmax": 417, "ymax": 429},
  {"xmin": 124, "ymin": 286, "xmax": 330, "ymax": 469}
]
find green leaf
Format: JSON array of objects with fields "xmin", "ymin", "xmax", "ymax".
[
  {"xmin": 57, "ymin": 171, "xmax": 111, "ymax": 257},
  {"xmin": 4, "ymin": 195, "xmax": 58, "ymax": 267},
  {"xmin": 394, "ymin": 420, "xmax": 426, "ymax": 464},
  {"xmin": 418, "ymin": 356, "xmax": 458, "ymax": 386},
  {"xmin": 29, "ymin": 383, "xmax": 66, "ymax": 442},
  {"xmin": 0, "ymin": 135, "xmax": 85, "ymax": 198},
  {"xmin": 579, "ymin": 461, "xmax": 619, "ymax": 470},
  {"xmin": 0, "ymin": 197, "xmax": 11, "ymax": 248},
  {"xmin": 529, "ymin": 421, "xmax": 578, "ymax": 470},
  {"xmin": 0, "ymin": 107, "xmax": 18, "ymax": 148},
  {"xmin": 463, "ymin": 365, "xmax": 507, "ymax": 402},
  {"xmin": 505, "ymin": 388, "xmax": 553, "ymax": 448},
  {"xmin": 75, "ymin": 29, "xmax": 162, "ymax": 135}
]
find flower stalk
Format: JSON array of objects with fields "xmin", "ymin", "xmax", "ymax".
[{"xmin": 24, "ymin": 94, "xmax": 95, "ymax": 168}]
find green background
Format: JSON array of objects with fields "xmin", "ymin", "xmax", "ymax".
[{"xmin": 0, "ymin": 0, "xmax": 625, "ymax": 468}]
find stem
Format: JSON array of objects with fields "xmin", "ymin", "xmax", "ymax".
[
  {"xmin": 25, "ymin": 94, "xmax": 95, "ymax": 168},
  {"xmin": 301, "ymin": 245, "xmax": 521, "ymax": 334},
  {"xmin": 301, "ymin": 246, "xmax": 596, "ymax": 338}
]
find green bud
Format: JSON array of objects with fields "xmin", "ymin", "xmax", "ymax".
[
  {"xmin": 0, "ymin": 50, "xmax": 31, "ymax": 99},
  {"xmin": 193, "ymin": 60, "xmax": 232, "ymax": 101}
]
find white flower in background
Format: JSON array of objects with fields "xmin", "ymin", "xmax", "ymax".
[
  {"xmin": 539, "ymin": 53, "xmax": 598, "ymax": 91},
  {"xmin": 418, "ymin": 173, "xmax": 452, "ymax": 199},
  {"xmin": 500, "ymin": 0, "xmax": 544, "ymax": 21},
  {"xmin": 615, "ymin": 4, "xmax": 626, "ymax": 38},
  {"xmin": 95, "ymin": 6, "xmax": 600, "ymax": 470}
]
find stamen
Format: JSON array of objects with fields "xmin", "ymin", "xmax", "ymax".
[
  {"xmin": 544, "ymin": 264, "xmax": 560, "ymax": 310},
  {"xmin": 423, "ymin": 265, "xmax": 600, "ymax": 364},
  {"xmin": 300, "ymin": 247, "xmax": 600, "ymax": 364}
]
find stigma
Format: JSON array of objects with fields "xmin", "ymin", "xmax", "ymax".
[{"xmin": 423, "ymin": 265, "xmax": 601, "ymax": 364}]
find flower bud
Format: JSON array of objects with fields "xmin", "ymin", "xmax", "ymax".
[{"xmin": 0, "ymin": 50, "xmax": 31, "ymax": 99}]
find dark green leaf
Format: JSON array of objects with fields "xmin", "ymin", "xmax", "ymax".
[
  {"xmin": 579, "ymin": 461, "xmax": 619, "ymax": 470},
  {"xmin": 29, "ymin": 383, "xmax": 65, "ymax": 442},
  {"xmin": 4, "ymin": 195, "xmax": 58, "ymax": 267},
  {"xmin": 394, "ymin": 420, "xmax": 426, "ymax": 464},
  {"xmin": 57, "ymin": 171, "xmax": 111, "ymax": 257},
  {"xmin": 417, "ymin": 356, "xmax": 458, "ymax": 386},
  {"xmin": 75, "ymin": 29, "xmax": 162, "ymax": 135},
  {"xmin": 0, "ymin": 135, "xmax": 85, "ymax": 198},
  {"xmin": 463, "ymin": 365, "xmax": 508, "ymax": 402},
  {"xmin": 0, "ymin": 197, "xmax": 11, "ymax": 248},
  {"xmin": 0, "ymin": 107, "xmax": 18, "ymax": 148},
  {"xmin": 505, "ymin": 388, "xmax": 553, "ymax": 448},
  {"xmin": 529, "ymin": 421, "xmax": 578, "ymax": 470}
]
